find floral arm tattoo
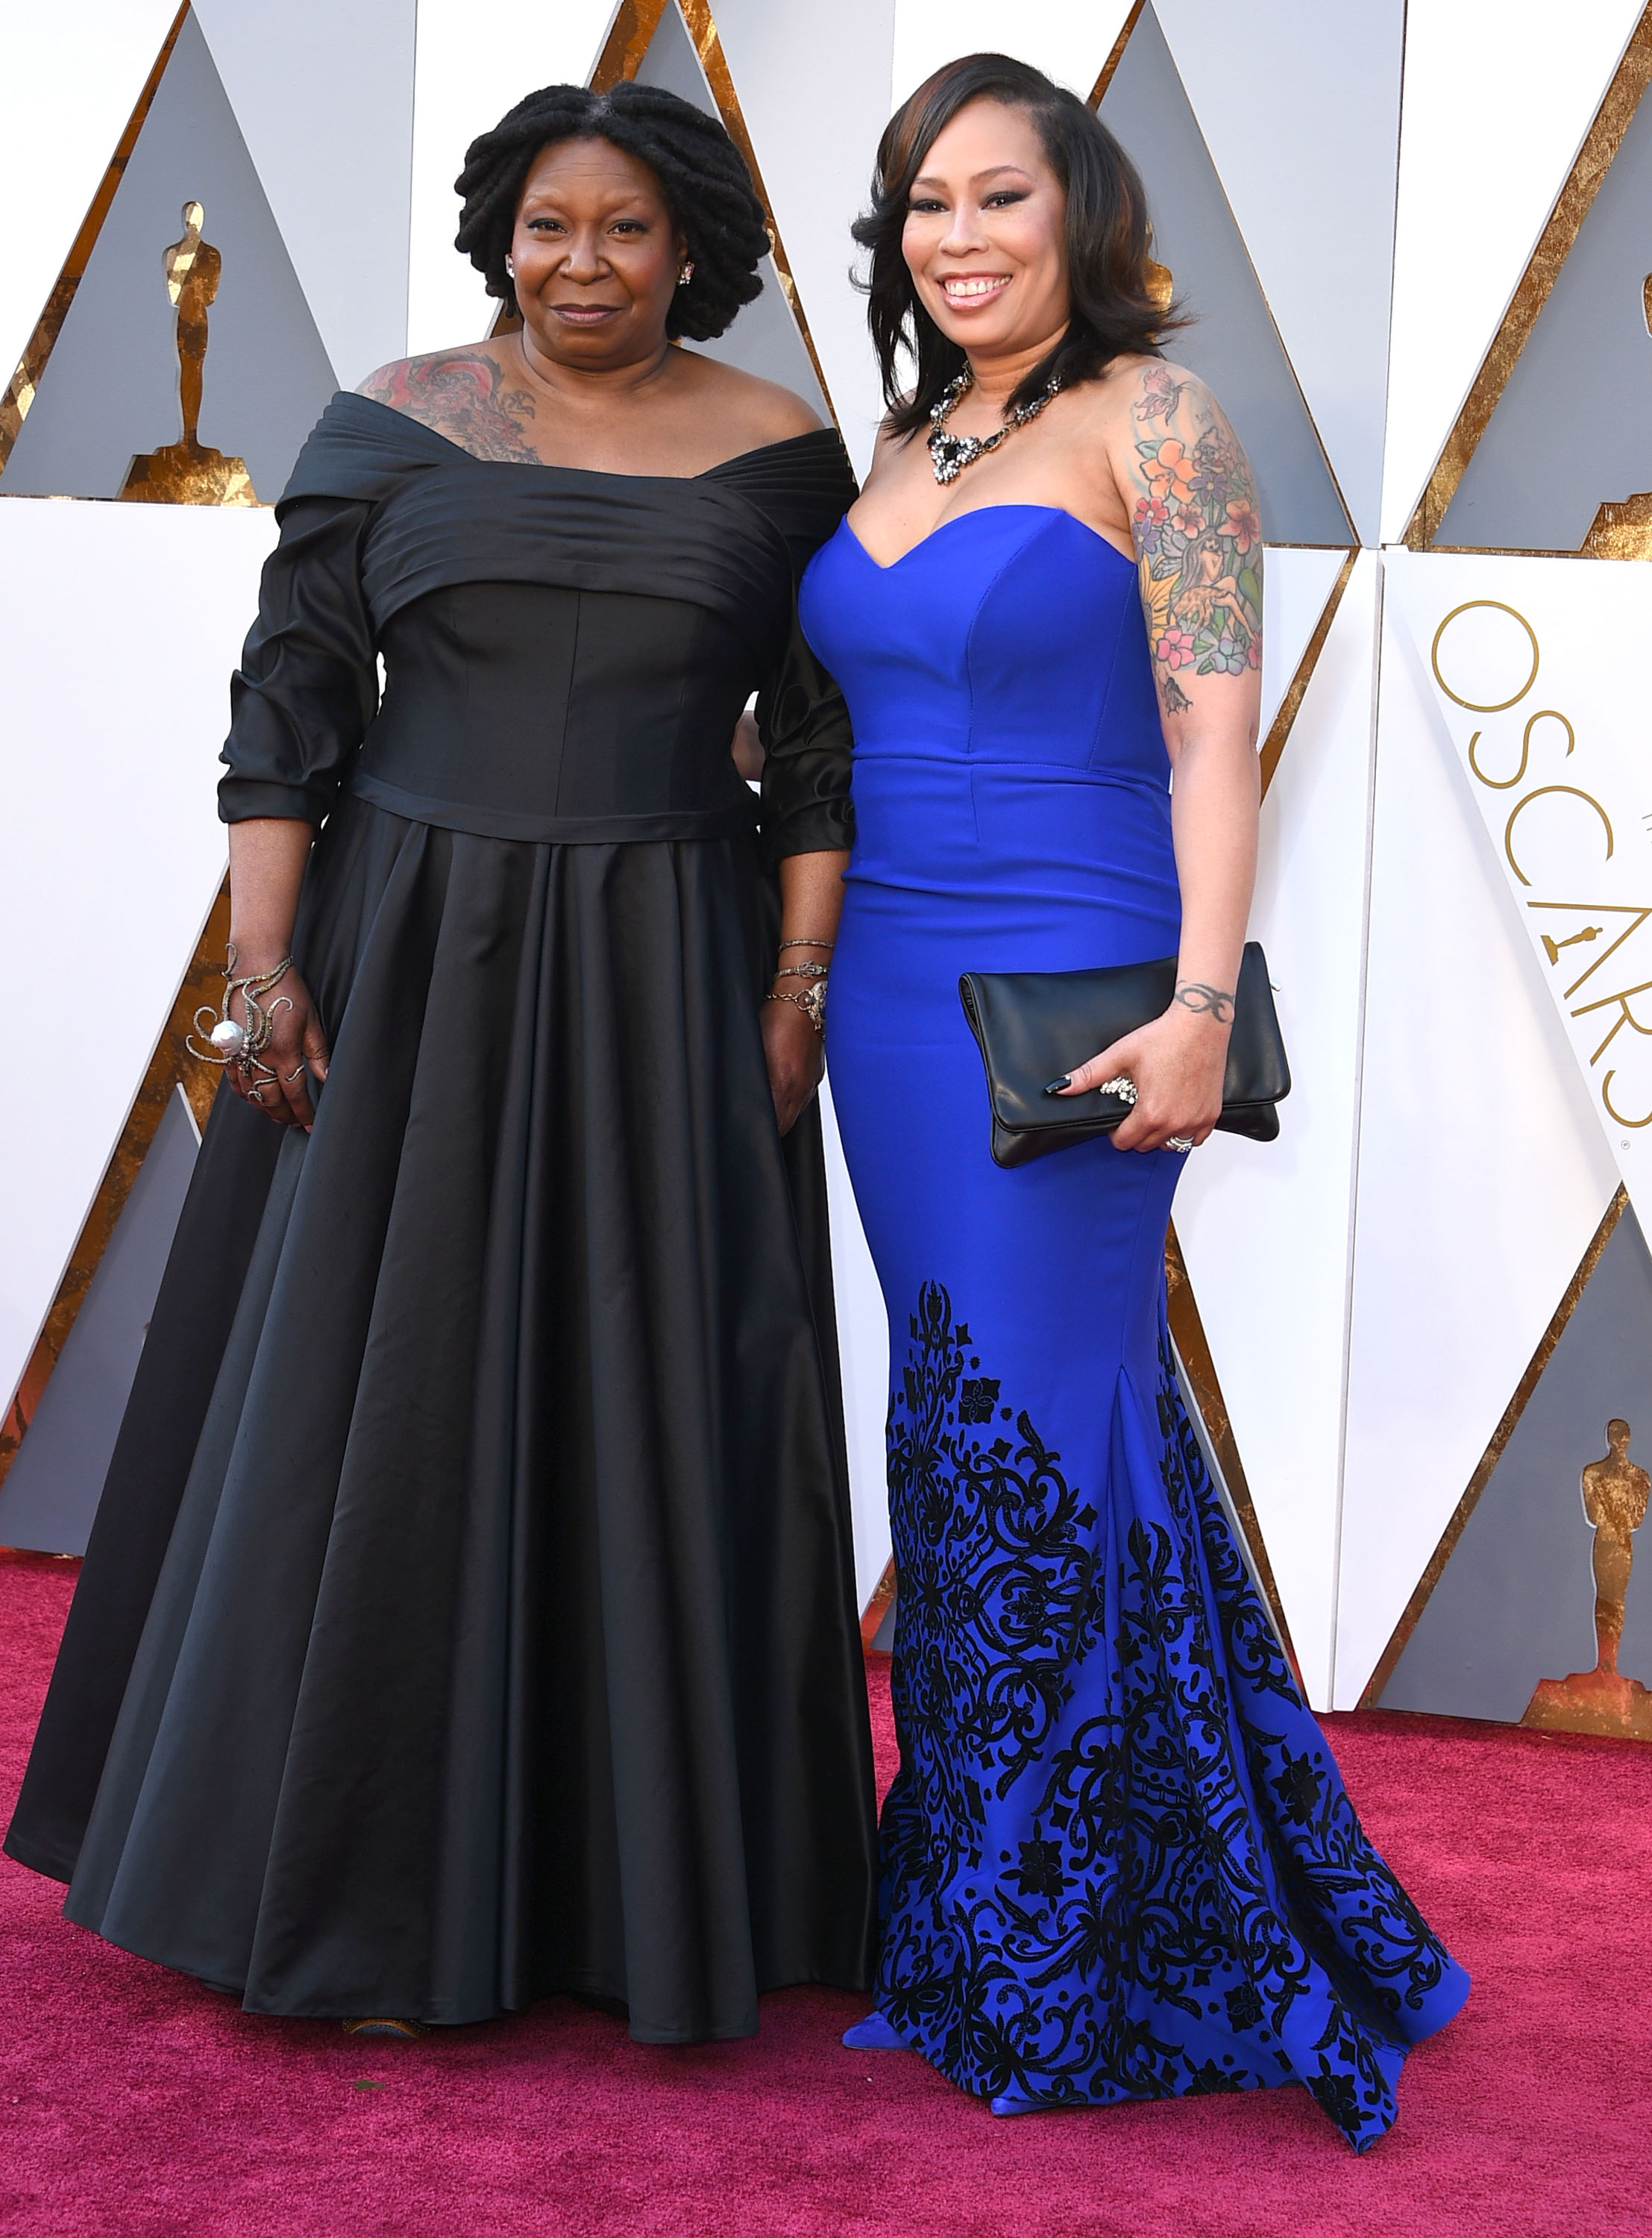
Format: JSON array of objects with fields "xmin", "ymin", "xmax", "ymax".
[
  {"xmin": 357, "ymin": 351, "xmax": 543, "ymax": 465},
  {"xmin": 1127, "ymin": 366, "xmax": 1263, "ymax": 720}
]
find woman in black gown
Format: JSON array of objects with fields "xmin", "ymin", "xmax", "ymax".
[{"xmin": 4, "ymin": 81, "xmax": 876, "ymax": 2040}]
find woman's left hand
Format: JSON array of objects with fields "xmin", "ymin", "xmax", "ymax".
[
  {"xmin": 1058, "ymin": 1003, "xmax": 1228, "ymax": 1151},
  {"xmin": 762, "ymin": 994, "xmax": 824, "ymax": 1135}
]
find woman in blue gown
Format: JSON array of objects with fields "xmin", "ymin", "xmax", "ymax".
[{"xmin": 799, "ymin": 57, "xmax": 1468, "ymax": 2151}]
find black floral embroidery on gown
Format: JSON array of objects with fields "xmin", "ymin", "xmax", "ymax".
[{"xmin": 875, "ymin": 1282, "xmax": 1465, "ymax": 2152}]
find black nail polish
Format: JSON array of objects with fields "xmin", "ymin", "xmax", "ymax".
[{"xmin": 1043, "ymin": 1076, "xmax": 1072, "ymax": 1095}]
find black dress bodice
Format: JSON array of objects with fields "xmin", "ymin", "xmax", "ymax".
[{"xmin": 219, "ymin": 392, "xmax": 856, "ymax": 856}]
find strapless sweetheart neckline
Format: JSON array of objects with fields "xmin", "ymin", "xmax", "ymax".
[{"xmin": 841, "ymin": 502, "xmax": 1134, "ymax": 574}]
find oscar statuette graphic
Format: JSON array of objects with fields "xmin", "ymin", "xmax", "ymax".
[
  {"xmin": 119, "ymin": 199, "xmax": 256, "ymax": 506},
  {"xmin": 1523, "ymin": 1418, "xmax": 1652, "ymax": 1740}
]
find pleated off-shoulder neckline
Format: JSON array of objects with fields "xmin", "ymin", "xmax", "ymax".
[{"xmin": 281, "ymin": 391, "xmax": 854, "ymax": 511}]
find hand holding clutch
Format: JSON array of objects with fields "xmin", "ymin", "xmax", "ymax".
[
  {"xmin": 958, "ymin": 944, "xmax": 1289, "ymax": 1169},
  {"xmin": 1054, "ymin": 997, "xmax": 1231, "ymax": 1153}
]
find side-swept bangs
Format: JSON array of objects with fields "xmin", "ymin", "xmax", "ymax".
[{"xmin": 852, "ymin": 52, "xmax": 1183, "ymax": 434}]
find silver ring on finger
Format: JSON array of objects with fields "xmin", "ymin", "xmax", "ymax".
[
  {"xmin": 285, "ymin": 1065, "xmax": 306, "ymax": 1083},
  {"xmin": 1166, "ymin": 1135, "xmax": 1194, "ymax": 1153}
]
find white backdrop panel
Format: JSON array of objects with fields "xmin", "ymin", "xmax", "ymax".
[
  {"xmin": 1381, "ymin": 0, "xmax": 1643, "ymax": 545},
  {"xmin": 1155, "ymin": 0, "xmax": 1401, "ymax": 547},
  {"xmin": 194, "ymin": 0, "xmax": 417, "ymax": 389},
  {"xmin": 1257, "ymin": 546, "xmax": 1348, "ymax": 745},
  {"xmin": 0, "ymin": 0, "xmax": 181, "ymax": 392},
  {"xmin": 1392, "ymin": 554, "xmax": 1652, "ymax": 1232},
  {"xmin": 0, "ymin": 500, "xmax": 277, "ymax": 1415},
  {"xmin": 1334, "ymin": 551, "xmax": 1619, "ymax": 1705},
  {"xmin": 891, "ymin": 0, "xmax": 1134, "ymax": 107},
  {"xmin": 820, "ymin": 1079, "xmax": 893, "ymax": 1608},
  {"xmin": 1174, "ymin": 553, "xmax": 1381, "ymax": 1708},
  {"xmin": 407, "ymin": 0, "xmax": 618, "ymax": 356}
]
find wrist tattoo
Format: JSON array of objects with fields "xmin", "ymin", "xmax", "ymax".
[{"xmin": 1174, "ymin": 981, "xmax": 1234, "ymax": 1022}]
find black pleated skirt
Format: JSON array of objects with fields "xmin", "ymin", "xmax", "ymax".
[{"xmin": 5, "ymin": 794, "xmax": 877, "ymax": 2037}]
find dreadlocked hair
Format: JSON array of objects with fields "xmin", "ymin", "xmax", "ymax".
[{"xmin": 454, "ymin": 80, "xmax": 770, "ymax": 342}]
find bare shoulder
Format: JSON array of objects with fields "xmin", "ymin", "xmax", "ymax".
[
  {"xmin": 1119, "ymin": 358, "xmax": 1248, "ymax": 451},
  {"xmin": 1058, "ymin": 355, "xmax": 1211, "ymax": 439},
  {"xmin": 354, "ymin": 342, "xmax": 541, "ymax": 463},
  {"xmin": 675, "ymin": 351, "xmax": 825, "ymax": 445},
  {"xmin": 861, "ymin": 401, "xmax": 921, "ymax": 487}
]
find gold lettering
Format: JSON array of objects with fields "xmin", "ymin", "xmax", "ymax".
[
  {"xmin": 1527, "ymin": 902, "xmax": 1652, "ymax": 997},
  {"xmin": 1571, "ymin": 978, "xmax": 1652, "ymax": 1065},
  {"xmin": 1573, "ymin": 982, "xmax": 1652, "ymax": 1126},
  {"xmin": 1469, "ymin": 709, "xmax": 1574, "ymax": 790},
  {"xmin": 1431, "ymin": 599, "xmax": 1539, "ymax": 712},
  {"xmin": 1504, "ymin": 786, "xmax": 1615, "ymax": 887},
  {"xmin": 1603, "ymin": 1071, "xmax": 1652, "ymax": 1129}
]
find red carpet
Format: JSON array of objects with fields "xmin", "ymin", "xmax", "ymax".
[{"xmin": 1, "ymin": 1548, "xmax": 1647, "ymax": 2237}]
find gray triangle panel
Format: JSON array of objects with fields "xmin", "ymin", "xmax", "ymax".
[
  {"xmin": 1380, "ymin": 1200, "xmax": 1652, "ymax": 1720},
  {"xmin": 632, "ymin": 3, "xmax": 829, "ymax": 419},
  {"xmin": 1436, "ymin": 74, "xmax": 1652, "ymax": 550},
  {"xmin": 0, "ymin": 1090, "xmax": 201, "ymax": 1558},
  {"xmin": 1101, "ymin": 7, "xmax": 1351, "ymax": 547},
  {"xmin": 1, "ymin": 9, "xmax": 337, "ymax": 503}
]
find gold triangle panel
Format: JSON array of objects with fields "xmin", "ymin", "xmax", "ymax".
[
  {"xmin": 1257, "ymin": 551, "xmax": 1357, "ymax": 801},
  {"xmin": 0, "ymin": 888, "xmax": 229, "ymax": 1498},
  {"xmin": 0, "ymin": 3, "xmax": 188, "ymax": 477},
  {"xmin": 591, "ymin": 0, "xmax": 834, "ymax": 416},
  {"xmin": 1093, "ymin": 3, "xmax": 1352, "ymax": 548},
  {"xmin": 1165, "ymin": 1223, "xmax": 1299, "ymax": 1675},
  {"xmin": 1087, "ymin": 1, "xmax": 1145, "ymax": 107},
  {"xmin": 1404, "ymin": 6, "xmax": 1652, "ymax": 552},
  {"xmin": 859, "ymin": 1558, "xmax": 896, "ymax": 1651},
  {"xmin": 2, "ymin": 9, "xmax": 336, "ymax": 504}
]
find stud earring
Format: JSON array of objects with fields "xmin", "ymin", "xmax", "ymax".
[
  {"xmin": 505, "ymin": 255, "xmax": 516, "ymax": 278},
  {"xmin": 677, "ymin": 261, "xmax": 694, "ymax": 286}
]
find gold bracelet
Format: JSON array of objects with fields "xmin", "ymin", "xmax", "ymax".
[{"xmin": 764, "ymin": 981, "xmax": 826, "ymax": 1033}]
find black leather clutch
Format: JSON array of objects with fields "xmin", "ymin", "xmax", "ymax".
[{"xmin": 958, "ymin": 942, "xmax": 1290, "ymax": 1168}]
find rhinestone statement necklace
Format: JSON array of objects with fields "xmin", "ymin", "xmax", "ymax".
[{"xmin": 926, "ymin": 366, "xmax": 1062, "ymax": 485}]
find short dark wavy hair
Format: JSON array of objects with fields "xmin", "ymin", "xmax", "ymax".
[
  {"xmin": 454, "ymin": 80, "xmax": 770, "ymax": 342},
  {"xmin": 852, "ymin": 53, "xmax": 1183, "ymax": 436}
]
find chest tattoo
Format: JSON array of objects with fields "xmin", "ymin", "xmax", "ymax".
[{"xmin": 359, "ymin": 352, "xmax": 544, "ymax": 464}]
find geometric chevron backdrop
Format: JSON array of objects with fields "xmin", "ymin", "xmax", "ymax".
[{"xmin": 4, "ymin": 0, "xmax": 1651, "ymax": 1723}]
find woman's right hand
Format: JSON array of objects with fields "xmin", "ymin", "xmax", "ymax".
[
  {"xmin": 223, "ymin": 821, "xmax": 329, "ymax": 1129},
  {"xmin": 224, "ymin": 959, "xmax": 331, "ymax": 1130}
]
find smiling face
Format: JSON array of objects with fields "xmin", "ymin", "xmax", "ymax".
[
  {"xmin": 900, "ymin": 98, "xmax": 1070, "ymax": 362},
  {"xmin": 509, "ymin": 136, "xmax": 686, "ymax": 371}
]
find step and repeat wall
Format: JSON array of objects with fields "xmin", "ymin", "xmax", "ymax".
[{"xmin": 4, "ymin": 0, "xmax": 1651, "ymax": 1731}]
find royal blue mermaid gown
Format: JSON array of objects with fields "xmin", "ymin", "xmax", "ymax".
[{"xmin": 800, "ymin": 505, "xmax": 1468, "ymax": 2152}]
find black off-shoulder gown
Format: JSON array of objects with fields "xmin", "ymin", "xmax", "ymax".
[{"xmin": 4, "ymin": 396, "xmax": 876, "ymax": 2037}]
